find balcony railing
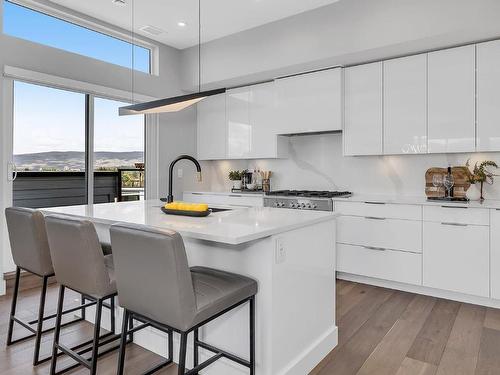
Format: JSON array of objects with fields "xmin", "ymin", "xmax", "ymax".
[{"xmin": 13, "ymin": 169, "xmax": 144, "ymax": 209}]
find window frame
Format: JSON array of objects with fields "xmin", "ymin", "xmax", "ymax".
[{"xmin": 4, "ymin": 0, "xmax": 159, "ymax": 75}]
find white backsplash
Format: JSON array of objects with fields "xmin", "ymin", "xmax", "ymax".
[{"xmin": 201, "ymin": 133, "xmax": 500, "ymax": 200}]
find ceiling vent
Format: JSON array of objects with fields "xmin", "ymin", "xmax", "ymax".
[{"xmin": 139, "ymin": 25, "xmax": 165, "ymax": 36}]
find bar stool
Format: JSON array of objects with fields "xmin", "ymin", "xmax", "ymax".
[
  {"xmin": 4, "ymin": 207, "xmax": 102, "ymax": 366},
  {"xmin": 110, "ymin": 223, "xmax": 258, "ymax": 375},
  {"xmin": 45, "ymin": 215, "xmax": 122, "ymax": 375}
]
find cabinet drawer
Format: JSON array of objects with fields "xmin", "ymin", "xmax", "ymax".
[
  {"xmin": 337, "ymin": 215, "xmax": 422, "ymax": 253},
  {"xmin": 337, "ymin": 243, "xmax": 422, "ymax": 285},
  {"xmin": 423, "ymin": 205, "xmax": 489, "ymax": 226},
  {"xmin": 423, "ymin": 222, "xmax": 489, "ymax": 297},
  {"xmin": 335, "ymin": 201, "xmax": 421, "ymax": 220}
]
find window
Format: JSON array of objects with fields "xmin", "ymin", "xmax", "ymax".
[
  {"xmin": 3, "ymin": 0, "xmax": 151, "ymax": 73},
  {"xmin": 12, "ymin": 81, "xmax": 145, "ymax": 208}
]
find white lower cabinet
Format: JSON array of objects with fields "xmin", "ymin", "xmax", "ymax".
[
  {"xmin": 490, "ymin": 209, "xmax": 500, "ymax": 299},
  {"xmin": 423, "ymin": 222, "xmax": 489, "ymax": 297},
  {"xmin": 337, "ymin": 215, "xmax": 422, "ymax": 253},
  {"xmin": 337, "ymin": 243, "xmax": 422, "ymax": 285}
]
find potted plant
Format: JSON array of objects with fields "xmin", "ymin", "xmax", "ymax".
[
  {"xmin": 465, "ymin": 160, "xmax": 499, "ymax": 201},
  {"xmin": 228, "ymin": 170, "xmax": 243, "ymax": 190}
]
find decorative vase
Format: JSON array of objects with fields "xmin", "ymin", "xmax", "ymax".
[
  {"xmin": 466, "ymin": 184, "xmax": 481, "ymax": 201},
  {"xmin": 232, "ymin": 180, "xmax": 242, "ymax": 190}
]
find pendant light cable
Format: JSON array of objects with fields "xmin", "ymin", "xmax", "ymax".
[
  {"xmin": 131, "ymin": 0, "xmax": 135, "ymax": 103},
  {"xmin": 198, "ymin": 0, "xmax": 201, "ymax": 93}
]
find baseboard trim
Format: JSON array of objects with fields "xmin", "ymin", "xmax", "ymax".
[
  {"xmin": 3, "ymin": 270, "xmax": 56, "ymax": 294},
  {"xmin": 337, "ymin": 272, "xmax": 500, "ymax": 309}
]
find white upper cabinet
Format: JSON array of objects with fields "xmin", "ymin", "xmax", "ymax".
[
  {"xmin": 383, "ymin": 55, "xmax": 427, "ymax": 155},
  {"xmin": 427, "ymin": 45, "xmax": 476, "ymax": 153},
  {"xmin": 249, "ymin": 82, "xmax": 288, "ymax": 159},
  {"xmin": 226, "ymin": 84, "xmax": 288, "ymax": 159},
  {"xmin": 344, "ymin": 62, "xmax": 383, "ymax": 156},
  {"xmin": 477, "ymin": 40, "xmax": 500, "ymax": 152},
  {"xmin": 275, "ymin": 68, "xmax": 342, "ymax": 134},
  {"xmin": 197, "ymin": 93, "xmax": 226, "ymax": 160},
  {"xmin": 227, "ymin": 87, "xmax": 252, "ymax": 159}
]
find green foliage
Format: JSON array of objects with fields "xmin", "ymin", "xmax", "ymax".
[
  {"xmin": 228, "ymin": 170, "xmax": 243, "ymax": 181},
  {"xmin": 466, "ymin": 159, "xmax": 499, "ymax": 185}
]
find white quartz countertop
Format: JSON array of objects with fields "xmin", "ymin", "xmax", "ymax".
[
  {"xmin": 43, "ymin": 200, "xmax": 337, "ymax": 245},
  {"xmin": 332, "ymin": 194, "xmax": 500, "ymax": 209}
]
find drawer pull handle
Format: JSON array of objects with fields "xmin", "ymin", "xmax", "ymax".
[
  {"xmin": 441, "ymin": 205, "xmax": 468, "ymax": 209},
  {"xmin": 191, "ymin": 193, "xmax": 204, "ymax": 195},
  {"xmin": 229, "ymin": 195, "xmax": 242, "ymax": 197},
  {"xmin": 365, "ymin": 216, "xmax": 386, "ymax": 220},
  {"xmin": 363, "ymin": 246, "xmax": 386, "ymax": 251},
  {"xmin": 364, "ymin": 201, "xmax": 386, "ymax": 205},
  {"xmin": 441, "ymin": 222, "xmax": 468, "ymax": 227}
]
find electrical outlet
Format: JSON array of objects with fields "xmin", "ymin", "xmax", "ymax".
[
  {"xmin": 275, "ymin": 238, "xmax": 286, "ymax": 264},
  {"xmin": 177, "ymin": 168, "xmax": 183, "ymax": 178}
]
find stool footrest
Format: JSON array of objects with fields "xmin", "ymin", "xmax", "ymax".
[{"xmin": 196, "ymin": 340, "xmax": 251, "ymax": 368}]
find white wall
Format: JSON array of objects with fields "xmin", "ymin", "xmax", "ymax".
[
  {"xmin": 0, "ymin": 1, "xmax": 198, "ymax": 286},
  {"xmin": 181, "ymin": 0, "xmax": 500, "ymax": 90},
  {"xmin": 205, "ymin": 134, "xmax": 500, "ymax": 200}
]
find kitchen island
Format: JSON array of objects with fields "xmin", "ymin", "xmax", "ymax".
[{"xmin": 44, "ymin": 200, "xmax": 338, "ymax": 375}]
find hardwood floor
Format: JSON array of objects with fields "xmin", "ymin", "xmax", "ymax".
[
  {"xmin": 1, "ymin": 279, "xmax": 500, "ymax": 374},
  {"xmin": 311, "ymin": 279, "xmax": 500, "ymax": 375}
]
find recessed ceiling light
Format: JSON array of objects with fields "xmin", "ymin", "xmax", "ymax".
[{"xmin": 177, "ymin": 21, "xmax": 187, "ymax": 27}]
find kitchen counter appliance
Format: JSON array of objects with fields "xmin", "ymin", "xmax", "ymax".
[{"xmin": 264, "ymin": 190, "xmax": 351, "ymax": 211}]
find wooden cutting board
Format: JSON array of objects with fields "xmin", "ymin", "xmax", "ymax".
[{"xmin": 425, "ymin": 167, "xmax": 471, "ymax": 198}]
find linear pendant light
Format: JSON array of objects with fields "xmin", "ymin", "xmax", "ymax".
[{"xmin": 119, "ymin": 0, "xmax": 225, "ymax": 116}]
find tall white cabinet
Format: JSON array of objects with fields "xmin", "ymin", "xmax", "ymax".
[
  {"xmin": 344, "ymin": 62, "xmax": 383, "ymax": 155},
  {"xmin": 383, "ymin": 55, "xmax": 427, "ymax": 154},
  {"xmin": 477, "ymin": 40, "xmax": 500, "ymax": 152},
  {"xmin": 427, "ymin": 45, "xmax": 476, "ymax": 153},
  {"xmin": 197, "ymin": 93, "xmax": 226, "ymax": 160}
]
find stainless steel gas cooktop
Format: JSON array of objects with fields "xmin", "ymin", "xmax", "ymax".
[{"xmin": 264, "ymin": 190, "xmax": 351, "ymax": 211}]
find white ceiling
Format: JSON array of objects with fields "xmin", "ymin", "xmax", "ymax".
[{"xmin": 49, "ymin": 0, "xmax": 340, "ymax": 49}]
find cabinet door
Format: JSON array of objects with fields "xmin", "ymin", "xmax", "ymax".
[
  {"xmin": 383, "ymin": 54, "xmax": 427, "ymax": 154},
  {"xmin": 197, "ymin": 93, "xmax": 226, "ymax": 160},
  {"xmin": 249, "ymin": 82, "xmax": 287, "ymax": 158},
  {"xmin": 227, "ymin": 87, "xmax": 251, "ymax": 159},
  {"xmin": 427, "ymin": 45, "xmax": 475, "ymax": 153},
  {"xmin": 344, "ymin": 62, "xmax": 383, "ymax": 155},
  {"xmin": 491, "ymin": 209, "xmax": 500, "ymax": 299},
  {"xmin": 477, "ymin": 40, "xmax": 500, "ymax": 152},
  {"xmin": 275, "ymin": 68, "xmax": 342, "ymax": 134},
  {"xmin": 423, "ymin": 222, "xmax": 489, "ymax": 297}
]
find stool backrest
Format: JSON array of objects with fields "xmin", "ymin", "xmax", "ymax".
[
  {"xmin": 5, "ymin": 207, "xmax": 53, "ymax": 276},
  {"xmin": 45, "ymin": 215, "xmax": 111, "ymax": 297},
  {"xmin": 110, "ymin": 223, "xmax": 196, "ymax": 331}
]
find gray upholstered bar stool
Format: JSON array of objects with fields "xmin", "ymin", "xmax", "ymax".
[
  {"xmin": 45, "ymin": 214, "xmax": 122, "ymax": 375},
  {"xmin": 4, "ymin": 207, "xmax": 101, "ymax": 366},
  {"xmin": 110, "ymin": 223, "xmax": 258, "ymax": 375}
]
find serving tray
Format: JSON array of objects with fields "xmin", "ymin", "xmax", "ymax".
[{"xmin": 160, "ymin": 206, "xmax": 211, "ymax": 217}]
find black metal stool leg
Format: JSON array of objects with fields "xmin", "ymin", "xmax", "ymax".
[
  {"xmin": 90, "ymin": 299, "xmax": 103, "ymax": 375},
  {"xmin": 250, "ymin": 296, "xmax": 256, "ymax": 375},
  {"xmin": 50, "ymin": 285, "xmax": 66, "ymax": 375},
  {"xmin": 81, "ymin": 294, "xmax": 86, "ymax": 320},
  {"xmin": 33, "ymin": 275, "xmax": 49, "ymax": 365},
  {"xmin": 6, "ymin": 267, "xmax": 21, "ymax": 346},
  {"xmin": 193, "ymin": 328, "xmax": 199, "ymax": 375},
  {"xmin": 117, "ymin": 309, "xmax": 130, "ymax": 375},
  {"xmin": 178, "ymin": 332, "xmax": 188, "ymax": 375},
  {"xmin": 110, "ymin": 295, "xmax": 116, "ymax": 334}
]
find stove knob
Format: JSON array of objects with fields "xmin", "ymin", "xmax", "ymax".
[
  {"xmin": 279, "ymin": 202, "xmax": 285, "ymax": 208},
  {"xmin": 274, "ymin": 202, "xmax": 279, "ymax": 207},
  {"xmin": 306, "ymin": 203, "xmax": 312, "ymax": 209},
  {"xmin": 289, "ymin": 203, "xmax": 294, "ymax": 208},
  {"xmin": 312, "ymin": 204, "xmax": 318, "ymax": 209},
  {"xmin": 301, "ymin": 203, "xmax": 306, "ymax": 208}
]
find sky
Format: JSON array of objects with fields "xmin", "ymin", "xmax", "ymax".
[{"xmin": 5, "ymin": 1, "xmax": 145, "ymax": 155}]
